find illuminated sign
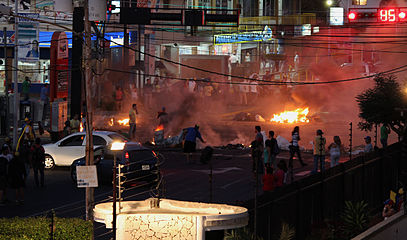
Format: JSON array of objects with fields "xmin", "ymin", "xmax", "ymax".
[
  {"xmin": 348, "ymin": 8, "xmax": 407, "ymax": 22},
  {"xmin": 214, "ymin": 26, "xmax": 272, "ymax": 45},
  {"xmin": 330, "ymin": 7, "xmax": 344, "ymax": 25}
]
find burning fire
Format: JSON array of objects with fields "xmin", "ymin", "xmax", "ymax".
[
  {"xmin": 107, "ymin": 118, "xmax": 130, "ymax": 127},
  {"xmin": 117, "ymin": 118, "xmax": 129, "ymax": 126},
  {"xmin": 155, "ymin": 124, "xmax": 164, "ymax": 132},
  {"xmin": 270, "ymin": 108, "xmax": 310, "ymax": 124}
]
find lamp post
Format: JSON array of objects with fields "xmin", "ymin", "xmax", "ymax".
[{"xmin": 111, "ymin": 141, "xmax": 125, "ymax": 240}]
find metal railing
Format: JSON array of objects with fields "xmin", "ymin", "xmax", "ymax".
[{"xmin": 244, "ymin": 143, "xmax": 402, "ymax": 240}]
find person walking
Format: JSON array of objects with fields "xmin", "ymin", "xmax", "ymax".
[
  {"xmin": 8, "ymin": 152, "xmax": 26, "ymax": 205},
  {"xmin": 129, "ymin": 104, "xmax": 139, "ymax": 140},
  {"xmin": 312, "ymin": 129, "xmax": 326, "ymax": 173},
  {"xmin": 328, "ymin": 136, "xmax": 343, "ymax": 168},
  {"xmin": 157, "ymin": 107, "xmax": 169, "ymax": 129},
  {"xmin": 21, "ymin": 77, "xmax": 31, "ymax": 101},
  {"xmin": 380, "ymin": 124, "xmax": 390, "ymax": 148},
  {"xmin": 288, "ymin": 126, "xmax": 306, "ymax": 168},
  {"xmin": 21, "ymin": 118, "xmax": 36, "ymax": 143},
  {"xmin": 184, "ymin": 125, "xmax": 206, "ymax": 164},
  {"xmin": 31, "ymin": 138, "xmax": 45, "ymax": 188},
  {"xmin": 70, "ymin": 114, "xmax": 80, "ymax": 133}
]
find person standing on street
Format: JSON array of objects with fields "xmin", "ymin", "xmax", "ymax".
[
  {"xmin": 380, "ymin": 124, "xmax": 391, "ymax": 148},
  {"xmin": 31, "ymin": 138, "xmax": 45, "ymax": 188},
  {"xmin": 328, "ymin": 136, "xmax": 343, "ymax": 168},
  {"xmin": 8, "ymin": 151, "xmax": 26, "ymax": 205},
  {"xmin": 312, "ymin": 129, "xmax": 326, "ymax": 174},
  {"xmin": 262, "ymin": 165, "xmax": 275, "ymax": 192},
  {"xmin": 184, "ymin": 125, "xmax": 206, "ymax": 164},
  {"xmin": 252, "ymin": 126, "xmax": 264, "ymax": 176},
  {"xmin": 40, "ymin": 84, "xmax": 49, "ymax": 123},
  {"xmin": 70, "ymin": 114, "xmax": 80, "ymax": 133},
  {"xmin": 129, "ymin": 104, "xmax": 139, "ymax": 140},
  {"xmin": 288, "ymin": 126, "xmax": 306, "ymax": 168},
  {"xmin": 22, "ymin": 77, "xmax": 31, "ymax": 101},
  {"xmin": 144, "ymin": 79, "xmax": 153, "ymax": 107},
  {"xmin": 115, "ymin": 86, "xmax": 124, "ymax": 111},
  {"xmin": 264, "ymin": 131, "xmax": 278, "ymax": 169},
  {"xmin": 364, "ymin": 136, "xmax": 373, "ymax": 153}
]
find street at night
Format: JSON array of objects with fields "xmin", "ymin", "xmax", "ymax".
[{"xmin": 1, "ymin": 0, "xmax": 407, "ymax": 239}]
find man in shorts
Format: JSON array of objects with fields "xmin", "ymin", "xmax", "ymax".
[{"xmin": 184, "ymin": 125, "xmax": 206, "ymax": 163}]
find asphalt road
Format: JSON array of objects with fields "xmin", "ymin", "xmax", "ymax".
[
  {"xmin": 0, "ymin": 145, "xmax": 350, "ymax": 239},
  {"xmin": 0, "ymin": 146, "xmax": 346, "ymax": 215}
]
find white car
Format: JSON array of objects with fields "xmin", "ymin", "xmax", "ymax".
[{"xmin": 43, "ymin": 131, "xmax": 128, "ymax": 169}]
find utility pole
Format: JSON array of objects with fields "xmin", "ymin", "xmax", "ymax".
[
  {"xmin": 3, "ymin": 27, "xmax": 9, "ymax": 137},
  {"xmin": 84, "ymin": 0, "xmax": 95, "ymax": 223},
  {"xmin": 13, "ymin": 0, "xmax": 19, "ymax": 147}
]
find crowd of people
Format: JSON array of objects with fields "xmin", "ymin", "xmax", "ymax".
[
  {"xmin": 250, "ymin": 124, "xmax": 390, "ymax": 193},
  {"xmin": 0, "ymin": 135, "xmax": 46, "ymax": 206}
]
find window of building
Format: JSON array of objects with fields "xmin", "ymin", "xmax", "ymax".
[{"xmin": 352, "ymin": 0, "xmax": 367, "ymax": 5}]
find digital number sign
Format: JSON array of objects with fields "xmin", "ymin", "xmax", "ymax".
[{"xmin": 348, "ymin": 8, "xmax": 407, "ymax": 22}]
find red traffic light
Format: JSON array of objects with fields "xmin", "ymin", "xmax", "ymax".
[{"xmin": 348, "ymin": 12, "xmax": 356, "ymax": 20}]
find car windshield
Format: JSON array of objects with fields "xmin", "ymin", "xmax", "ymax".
[{"xmin": 108, "ymin": 133, "xmax": 129, "ymax": 142}]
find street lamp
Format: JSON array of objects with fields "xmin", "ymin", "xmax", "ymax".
[
  {"xmin": 110, "ymin": 141, "xmax": 125, "ymax": 240},
  {"xmin": 326, "ymin": 0, "xmax": 333, "ymax": 6}
]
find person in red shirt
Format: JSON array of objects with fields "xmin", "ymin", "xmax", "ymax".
[
  {"xmin": 274, "ymin": 160, "xmax": 287, "ymax": 187},
  {"xmin": 262, "ymin": 165, "xmax": 275, "ymax": 192}
]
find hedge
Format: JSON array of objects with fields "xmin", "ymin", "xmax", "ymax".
[{"xmin": 0, "ymin": 217, "xmax": 93, "ymax": 240}]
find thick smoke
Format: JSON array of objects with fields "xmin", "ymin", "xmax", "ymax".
[{"xmin": 93, "ymin": 24, "xmax": 404, "ymax": 150}]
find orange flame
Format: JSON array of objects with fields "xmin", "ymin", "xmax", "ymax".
[
  {"xmin": 117, "ymin": 118, "xmax": 129, "ymax": 126},
  {"xmin": 154, "ymin": 124, "xmax": 164, "ymax": 132},
  {"xmin": 108, "ymin": 118, "xmax": 114, "ymax": 126},
  {"xmin": 270, "ymin": 108, "xmax": 310, "ymax": 124}
]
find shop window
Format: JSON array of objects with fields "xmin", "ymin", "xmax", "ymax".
[{"xmin": 352, "ymin": 0, "xmax": 367, "ymax": 5}]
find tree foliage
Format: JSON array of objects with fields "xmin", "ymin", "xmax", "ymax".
[{"xmin": 356, "ymin": 75, "xmax": 407, "ymax": 136}]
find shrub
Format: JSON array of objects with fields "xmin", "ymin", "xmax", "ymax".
[
  {"xmin": 341, "ymin": 201, "xmax": 369, "ymax": 238},
  {"xmin": 0, "ymin": 217, "xmax": 93, "ymax": 240}
]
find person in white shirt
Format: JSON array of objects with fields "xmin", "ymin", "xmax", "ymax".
[{"xmin": 294, "ymin": 51, "xmax": 299, "ymax": 72}]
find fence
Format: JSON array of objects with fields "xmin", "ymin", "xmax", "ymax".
[{"xmin": 244, "ymin": 143, "xmax": 402, "ymax": 240}]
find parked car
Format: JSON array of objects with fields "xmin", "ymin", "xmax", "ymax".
[
  {"xmin": 70, "ymin": 142, "xmax": 160, "ymax": 186},
  {"xmin": 43, "ymin": 131, "xmax": 128, "ymax": 169}
]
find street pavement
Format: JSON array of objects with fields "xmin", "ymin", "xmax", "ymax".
[{"xmin": 0, "ymin": 145, "xmax": 349, "ymax": 239}]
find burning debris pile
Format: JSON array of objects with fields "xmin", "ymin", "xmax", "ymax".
[
  {"xmin": 108, "ymin": 118, "xmax": 130, "ymax": 127},
  {"xmin": 232, "ymin": 107, "xmax": 311, "ymax": 124},
  {"xmin": 270, "ymin": 108, "xmax": 310, "ymax": 124},
  {"xmin": 150, "ymin": 126, "xmax": 187, "ymax": 147}
]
